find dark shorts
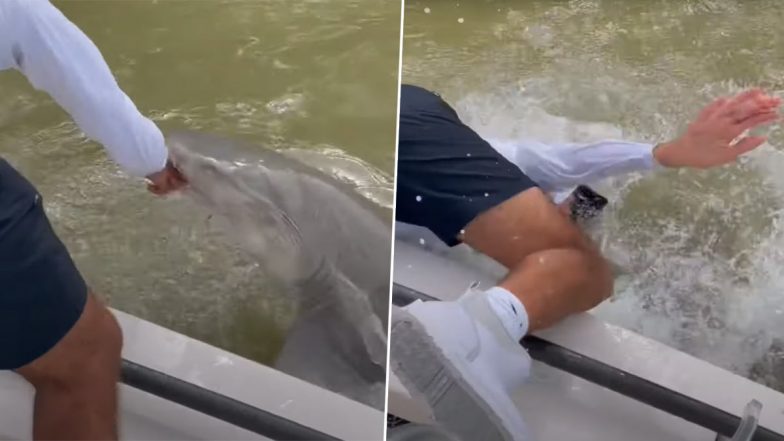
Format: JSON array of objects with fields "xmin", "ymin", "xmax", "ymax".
[
  {"xmin": 396, "ymin": 85, "xmax": 539, "ymax": 246},
  {"xmin": 0, "ymin": 159, "xmax": 87, "ymax": 370}
]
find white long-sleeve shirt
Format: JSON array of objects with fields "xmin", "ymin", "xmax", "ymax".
[
  {"xmin": 489, "ymin": 137, "xmax": 658, "ymax": 201},
  {"xmin": 0, "ymin": 0, "xmax": 168, "ymax": 177}
]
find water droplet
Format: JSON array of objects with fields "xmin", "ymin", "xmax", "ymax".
[
  {"xmin": 459, "ymin": 229, "xmax": 466, "ymax": 235},
  {"xmin": 419, "ymin": 238, "xmax": 426, "ymax": 246},
  {"xmin": 458, "ymin": 17, "xmax": 464, "ymax": 23},
  {"xmin": 424, "ymin": 7, "xmax": 431, "ymax": 13},
  {"xmin": 466, "ymin": 153, "xmax": 472, "ymax": 157},
  {"xmin": 484, "ymin": 192, "xmax": 489, "ymax": 197},
  {"xmin": 416, "ymin": 195, "xmax": 422, "ymax": 202}
]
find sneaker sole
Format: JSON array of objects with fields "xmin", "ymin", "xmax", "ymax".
[{"xmin": 390, "ymin": 307, "xmax": 520, "ymax": 441}]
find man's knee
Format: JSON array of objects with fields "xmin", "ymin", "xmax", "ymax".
[
  {"xmin": 17, "ymin": 294, "xmax": 122, "ymax": 389},
  {"xmin": 93, "ymin": 300, "xmax": 123, "ymax": 363},
  {"xmin": 577, "ymin": 249, "xmax": 614, "ymax": 306},
  {"xmin": 66, "ymin": 295, "xmax": 123, "ymax": 382}
]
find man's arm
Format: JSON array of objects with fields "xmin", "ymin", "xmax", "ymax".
[
  {"xmin": 491, "ymin": 89, "xmax": 781, "ymax": 194},
  {"xmin": 4, "ymin": 0, "xmax": 168, "ymax": 178},
  {"xmin": 490, "ymin": 138, "xmax": 656, "ymax": 193}
]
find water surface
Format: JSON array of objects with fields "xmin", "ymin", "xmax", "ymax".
[{"xmin": 404, "ymin": 0, "xmax": 784, "ymax": 391}]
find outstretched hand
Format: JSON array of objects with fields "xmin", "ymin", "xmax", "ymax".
[
  {"xmin": 654, "ymin": 89, "xmax": 781, "ymax": 169},
  {"xmin": 146, "ymin": 158, "xmax": 187, "ymax": 195}
]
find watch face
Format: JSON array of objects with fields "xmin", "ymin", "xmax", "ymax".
[{"xmin": 570, "ymin": 185, "xmax": 609, "ymax": 221}]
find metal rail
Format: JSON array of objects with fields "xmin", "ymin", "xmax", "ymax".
[{"xmin": 121, "ymin": 359, "xmax": 340, "ymax": 441}]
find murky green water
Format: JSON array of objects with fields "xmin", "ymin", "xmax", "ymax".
[
  {"xmin": 404, "ymin": 0, "xmax": 784, "ymax": 391},
  {"xmin": 0, "ymin": 0, "xmax": 398, "ymax": 367}
]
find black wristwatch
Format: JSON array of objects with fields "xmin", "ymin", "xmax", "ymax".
[{"xmin": 569, "ymin": 185, "xmax": 609, "ymax": 222}]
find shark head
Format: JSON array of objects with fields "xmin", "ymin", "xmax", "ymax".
[{"xmin": 167, "ymin": 132, "xmax": 314, "ymax": 284}]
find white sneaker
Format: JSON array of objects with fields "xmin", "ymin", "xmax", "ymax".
[{"xmin": 390, "ymin": 287, "xmax": 533, "ymax": 441}]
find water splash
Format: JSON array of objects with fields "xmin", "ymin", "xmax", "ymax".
[{"xmin": 403, "ymin": 0, "xmax": 784, "ymax": 390}]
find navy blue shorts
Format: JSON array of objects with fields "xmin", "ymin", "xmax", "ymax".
[
  {"xmin": 396, "ymin": 85, "xmax": 539, "ymax": 246},
  {"xmin": 0, "ymin": 159, "xmax": 87, "ymax": 370}
]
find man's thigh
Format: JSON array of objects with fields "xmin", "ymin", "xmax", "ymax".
[
  {"xmin": 396, "ymin": 84, "xmax": 543, "ymax": 250},
  {"xmin": 462, "ymin": 186, "xmax": 594, "ymax": 268},
  {"xmin": 0, "ymin": 159, "xmax": 88, "ymax": 370}
]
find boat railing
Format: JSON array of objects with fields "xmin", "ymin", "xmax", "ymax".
[{"xmin": 120, "ymin": 359, "xmax": 340, "ymax": 440}]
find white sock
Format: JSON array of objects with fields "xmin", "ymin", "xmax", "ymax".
[{"xmin": 484, "ymin": 286, "xmax": 529, "ymax": 341}]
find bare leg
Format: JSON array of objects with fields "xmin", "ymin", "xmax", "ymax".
[
  {"xmin": 462, "ymin": 188, "xmax": 613, "ymax": 331},
  {"xmin": 16, "ymin": 293, "xmax": 122, "ymax": 441}
]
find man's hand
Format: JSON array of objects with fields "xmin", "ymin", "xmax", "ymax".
[
  {"xmin": 146, "ymin": 159, "xmax": 187, "ymax": 195},
  {"xmin": 654, "ymin": 89, "xmax": 781, "ymax": 169}
]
